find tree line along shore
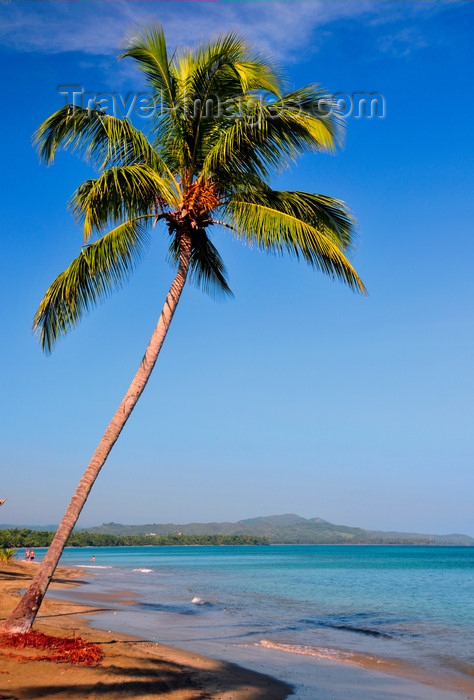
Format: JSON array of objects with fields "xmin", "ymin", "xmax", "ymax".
[
  {"xmin": 2, "ymin": 528, "xmax": 471, "ymax": 548},
  {"xmin": 0, "ymin": 529, "xmax": 269, "ymax": 548}
]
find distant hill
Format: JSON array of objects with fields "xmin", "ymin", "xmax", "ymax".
[{"xmin": 81, "ymin": 514, "xmax": 474, "ymax": 545}]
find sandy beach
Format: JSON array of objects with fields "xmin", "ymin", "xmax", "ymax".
[{"xmin": 1, "ymin": 560, "xmax": 472, "ymax": 700}]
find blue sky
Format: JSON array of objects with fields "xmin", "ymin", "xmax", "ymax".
[{"xmin": 1, "ymin": 1, "xmax": 473, "ymax": 535}]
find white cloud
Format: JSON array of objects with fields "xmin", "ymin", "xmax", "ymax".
[
  {"xmin": 377, "ymin": 26, "xmax": 428, "ymax": 58},
  {"xmin": 0, "ymin": 0, "xmax": 452, "ymax": 68},
  {"xmin": 0, "ymin": 0, "xmax": 379, "ymax": 59}
]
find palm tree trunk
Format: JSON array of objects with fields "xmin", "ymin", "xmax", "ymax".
[{"xmin": 0, "ymin": 233, "xmax": 192, "ymax": 634}]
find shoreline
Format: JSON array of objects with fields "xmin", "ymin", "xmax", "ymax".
[
  {"xmin": 1, "ymin": 561, "xmax": 473, "ymax": 699},
  {"xmin": 0, "ymin": 560, "xmax": 291, "ymax": 699}
]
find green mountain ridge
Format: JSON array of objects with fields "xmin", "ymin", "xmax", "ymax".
[{"xmin": 81, "ymin": 514, "xmax": 474, "ymax": 545}]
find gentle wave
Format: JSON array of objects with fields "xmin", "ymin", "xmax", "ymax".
[
  {"xmin": 132, "ymin": 568, "xmax": 154, "ymax": 573},
  {"xmin": 258, "ymin": 639, "xmax": 370, "ymax": 665},
  {"xmin": 138, "ymin": 601, "xmax": 197, "ymax": 615},
  {"xmin": 81, "ymin": 565, "xmax": 113, "ymax": 569},
  {"xmin": 317, "ymin": 621, "xmax": 393, "ymax": 639},
  {"xmin": 298, "ymin": 613, "xmax": 404, "ymax": 639}
]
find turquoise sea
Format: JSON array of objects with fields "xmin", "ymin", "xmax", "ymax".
[{"xmin": 31, "ymin": 545, "xmax": 474, "ymax": 697}]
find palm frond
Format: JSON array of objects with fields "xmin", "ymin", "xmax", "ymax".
[
  {"xmin": 33, "ymin": 220, "xmax": 150, "ymax": 352},
  {"xmin": 188, "ymin": 38, "xmax": 282, "ymax": 176},
  {"xmin": 189, "ymin": 231, "xmax": 233, "ymax": 298},
  {"xmin": 132, "ymin": 32, "xmax": 283, "ymax": 178},
  {"xmin": 168, "ymin": 230, "xmax": 233, "ymax": 298},
  {"xmin": 120, "ymin": 24, "xmax": 176, "ymax": 108},
  {"xmin": 189, "ymin": 32, "xmax": 281, "ymax": 103},
  {"xmin": 230, "ymin": 189, "xmax": 356, "ymax": 251},
  {"xmin": 201, "ymin": 86, "xmax": 340, "ymax": 182},
  {"xmin": 71, "ymin": 164, "xmax": 179, "ymax": 239},
  {"xmin": 34, "ymin": 106, "xmax": 171, "ymax": 174},
  {"xmin": 223, "ymin": 196, "xmax": 366, "ymax": 293}
]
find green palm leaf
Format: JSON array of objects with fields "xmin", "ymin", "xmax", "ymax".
[
  {"xmin": 34, "ymin": 105, "xmax": 171, "ymax": 174},
  {"xmin": 224, "ymin": 196, "xmax": 366, "ymax": 293},
  {"xmin": 230, "ymin": 189, "xmax": 356, "ymax": 251},
  {"xmin": 185, "ymin": 34, "xmax": 281, "ymax": 173},
  {"xmin": 71, "ymin": 164, "xmax": 179, "ymax": 239},
  {"xmin": 120, "ymin": 24, "xmax": 176, "ymax": 109},
  {"xmin": 33, "ymin": 220, "xmax": 150, "ymax": 352},
  {"xmin": 201, "ymin": 86, "xmax": 339, "ymax": 182},
  {"xmin": 188, "ymin": 32, "xmax": 281, "ymax": 107},
  {"xmin": 168, "ymin": 229, "xmax": 233, "ymax": 298}
]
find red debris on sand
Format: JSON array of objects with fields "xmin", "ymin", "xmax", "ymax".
[{"xmin": 0, "ymin": 631, "xmax": 103, "ymax": 666}]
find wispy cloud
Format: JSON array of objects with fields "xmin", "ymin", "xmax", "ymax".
[
  {"xmin": 0, "ymin": 0, "xmax": 368, "ymax": 58},
  {"xmin": 377, "ymin": 27, "xmax": 428, "ymax": 59},
  {"xmin": 0, "ymin": 0, "xmax": 453, "ymax": 65}
]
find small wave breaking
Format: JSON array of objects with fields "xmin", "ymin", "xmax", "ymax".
[
  {"xmin": 132, "ymin": 568, "xmax": 153, "ymax": 573},
  {"xmin": 190, "ymin": 596, "xmax": 215, "ymax": 606},
  {"xmin": 258, "ymin": 639, "xmax": 374, "ymax": 666}
]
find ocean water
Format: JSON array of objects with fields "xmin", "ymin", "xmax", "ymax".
[{"xmin": 33, "ymin": 545, "xmax": 474, "ymax": 697}]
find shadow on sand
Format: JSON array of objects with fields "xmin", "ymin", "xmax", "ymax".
[{"xmin": 5, "ymin": 648, "xmax": 293, "ymax": 699}]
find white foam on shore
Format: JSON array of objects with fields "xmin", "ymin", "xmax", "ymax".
[{"xmin": 258, "ymin": 639, "xmax": 367, "ymax": 664}]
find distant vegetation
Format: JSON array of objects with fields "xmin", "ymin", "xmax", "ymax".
[
  {"xmin": 2, "ymin": 515, "xmax": 472, "ymax": 548},
  {"xmin": 0, "ymin": 529, "xmax": 268, "ymax": 548},
  {"xmin": 82, "ymin": 514, "xmax": 474, "ymax": 546}
]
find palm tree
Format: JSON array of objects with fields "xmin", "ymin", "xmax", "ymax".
[{"xmin": 1, "ymin": 25, "xmax": 365, "ymax": 634}]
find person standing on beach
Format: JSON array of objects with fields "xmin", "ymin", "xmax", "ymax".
[
  {"xmin": 25, "ymin": 549, "xmax": 30, "ymax": 561},
  {"xmin": 29, "ymin": 550, "xmax": 35, "ymax": 561}
]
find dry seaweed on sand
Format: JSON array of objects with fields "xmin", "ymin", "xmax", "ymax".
[{"xmin": 0, "ymin": 630, "xmax": 103, "ymax": 665}]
